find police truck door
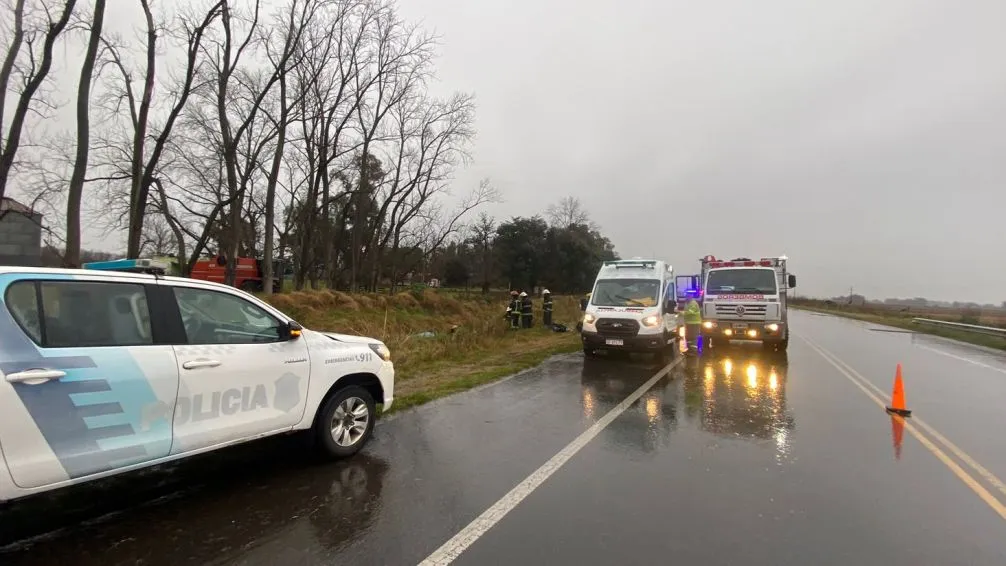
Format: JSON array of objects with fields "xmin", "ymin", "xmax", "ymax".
[{"xmin": 167, "ymin": 285, "xmax": 310, "ymax": 454}]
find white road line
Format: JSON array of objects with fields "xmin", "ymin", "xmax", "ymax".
[
  {"xmin": 417, "ymin": 357, "xmax": 684, "ymax": 566},
  {"xmin": 915, "ymin": 344, "xmax": 1006, "ymax": 376}
]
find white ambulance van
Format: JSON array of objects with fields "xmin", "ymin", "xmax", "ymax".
[{"xmin": 580, "ymin": 259, "xmax": 681, "ymax": 362}]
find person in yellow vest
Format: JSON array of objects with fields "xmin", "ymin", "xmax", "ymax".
[{"xmin": 683, "ymin": 293, "xmax": 702, "ymax": 354}]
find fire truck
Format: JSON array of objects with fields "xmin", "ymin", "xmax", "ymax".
[
  {"xmin": 698, "ymin": 255, "xmax": 796, "ymax": 351},
  {"xmin": 84, "ymin": 256, "xmax": 288, "ymax": 293},
  {"xmin": 188, "ymin": 255, "xmax": 287, "ymax": 292}
]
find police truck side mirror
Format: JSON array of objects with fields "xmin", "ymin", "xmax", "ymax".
[
  {"xmin": 788, "ymin": 274, "xmax": 797, "ymax": 288},
  {"xmin": 280, "ymin": 320, "xmax": 303, "ymax": 340}
]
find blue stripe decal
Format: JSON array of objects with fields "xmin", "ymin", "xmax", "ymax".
[{"xmin": 0, "ymin": 274, "xmax": 170, "ymax": 479}]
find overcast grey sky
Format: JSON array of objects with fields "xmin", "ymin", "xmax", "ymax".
[
  {"xmin": 56, "ymin": 0, "xmax": 1006, "ymax": 302},
  {"xmin": 389, "ymin": 0, "xmax": 1006, "ymax": 303}
]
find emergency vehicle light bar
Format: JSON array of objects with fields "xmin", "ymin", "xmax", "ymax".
[
  {"xmin": 603, "ymin": 260, "xmax": 656, "ymax": 269},
  {"xmin": 82, "ymin": 258, "xmax": 168, "ymax": 275},
  {"xmin": 707, "ymin": 260, "xmax": 774, "ymax": 268}
]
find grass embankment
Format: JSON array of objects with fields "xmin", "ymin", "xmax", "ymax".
[
  {"xmin": 793, "ymin": 304, "xmax": 1006, "ymax": 352},
  {"xmin": 266, "ymin": 289, "xmax": 583, "ymax": 411}
]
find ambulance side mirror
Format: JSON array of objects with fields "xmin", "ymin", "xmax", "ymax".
[{"xmin": 788, "ymin": 274, "xmax": 797, "ymax": 288}]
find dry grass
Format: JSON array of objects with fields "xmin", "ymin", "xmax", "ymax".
[{"xmin": 265, "ymin": 289, "xmax": 583, "ymax": 410}]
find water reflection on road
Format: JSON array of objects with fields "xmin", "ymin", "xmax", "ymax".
[{"xmin": 579, "ymin": 346, "xmax": 794, "ymax": 458}]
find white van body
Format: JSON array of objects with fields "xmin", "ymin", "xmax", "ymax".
[{"xmin": 580, "ymin": 259, "xmax": 681, "ymax": 360}]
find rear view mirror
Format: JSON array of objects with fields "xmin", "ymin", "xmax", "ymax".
[
  {"xmin": 788, "ymin": 274, "xmax": 797, "ymax": 288},
  {"xmin": 280, "ymin": 320, "xmax": 303, "ymax": 340}
]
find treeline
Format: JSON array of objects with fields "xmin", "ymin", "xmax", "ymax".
[
  {"xmin": 0, "ymin": 0, "xmax": 495, "ymax": 293},
  {"xmin": 425, "ymin": 197, "xmax": 618, "ymax": 295}
]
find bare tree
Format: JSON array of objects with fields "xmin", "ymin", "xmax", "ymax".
[
  {"xmin": 64, "ymin": 0, "xmax": 106, "ymax": 268},
  {"xmin": 546, "ymin": 196, "xmax": 592, "ymax": 228},
  {"xmin": 108, "ymin": 0, "xmax": 225, "ymax": 258},
  {"xmin": 0, "ymin": 0, "xmax": 78, "ymax": 201}
]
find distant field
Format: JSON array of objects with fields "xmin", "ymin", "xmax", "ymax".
[
  {"xmin": 791, "ymin": 299, "xmax": 1006, "ymax": 351},
  {"xmin": 792, "ymin": 299, "xmax": 1006, "ymax": 328}
]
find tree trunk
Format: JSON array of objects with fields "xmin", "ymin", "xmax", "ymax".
[
  {"xmin": 0, "ymin": 0, "xmax": 76, "ymax": 201},
  {"xmin": 125, "ymin": 0, "xmax": 157, "ymax": 259},
  {"xmin": 263, "ymin": 72, "xmax": 288, "ymax": 294},
  {"xmin": 64, "ymin": 0, "xmax": 106, "ymax": 268}
]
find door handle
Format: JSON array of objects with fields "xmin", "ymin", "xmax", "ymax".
[
  {"xmin": 6, "ymin": 369, "xmax": 67, "ymax": 385},
  {"xmin": 182, "ymin": 359, "xmax": 222, "ymax": 370}
]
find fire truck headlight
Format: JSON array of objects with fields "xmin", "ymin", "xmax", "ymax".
[
  {"xmin": 703, "ymin": 321, "xmax": 715, "ymax": 329},
  {"xmin": 766, "ymin": 323, "xmax": 779, "ymax": 332}
]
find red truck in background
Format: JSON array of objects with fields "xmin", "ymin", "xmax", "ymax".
[{"xmin": 189, "ymin": 256, "xmax": 287, "ymax": 292}]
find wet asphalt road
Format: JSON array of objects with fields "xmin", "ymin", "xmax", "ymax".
[{"xmin": 3, "ymin": 310, "xmax": 1006, "ymax": 565}]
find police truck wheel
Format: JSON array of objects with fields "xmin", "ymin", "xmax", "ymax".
[{"xmin": 315, "ymin": 386, "xmax": 376, "ymax": 459}]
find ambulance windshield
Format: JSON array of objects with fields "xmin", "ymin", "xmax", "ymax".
[
  {"xmin": 591, "ymin": 279, "xmax": 661, "ymax": 307},
  {"xmin": 705, "ymin": 268, "xmax": 777, "ymax": 295}
]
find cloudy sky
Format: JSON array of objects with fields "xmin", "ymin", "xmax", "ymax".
[
  {"xmin": 59, "ymin": 0, "xmax": 1006, "ymax": 302},
  {"xmin": 390, "ymin": 0, "xmax": 1006, "ymax": 303}
]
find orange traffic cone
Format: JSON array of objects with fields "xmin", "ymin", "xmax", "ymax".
[{"xmin": 885, "ymin": 363, "xmax": 912, "ymax": 417}]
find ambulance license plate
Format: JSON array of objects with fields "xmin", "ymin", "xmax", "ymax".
[{"xmin": 605, "ymin": 338, "xmax": 624, "ymax": 346}]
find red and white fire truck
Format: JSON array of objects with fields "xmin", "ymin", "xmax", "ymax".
[{"xmin": 698, "ymin": 255, "xmax": 796, "ymax": 351}]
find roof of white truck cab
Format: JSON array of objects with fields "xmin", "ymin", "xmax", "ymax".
[{"xmin": 595, "ymin": 259, "xmax": 671, "ymax": 280}]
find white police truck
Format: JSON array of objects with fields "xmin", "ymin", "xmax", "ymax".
[
  {"xmin": 580, "ymin": 259, "xmax": 681, "ymax": 362},
  {"xmin": 0, "ymin": 260, "xmax": 393, "ymax": 502}
]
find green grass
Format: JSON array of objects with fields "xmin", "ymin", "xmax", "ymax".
[
  {"xmin": 263, "ymin": 289, "xmax": 582, "ymax": 410},
  {"xmin": 795, "ymin": 305, "xmax": 1006, "ymax": 351},
  {"xmin": 390, "ymin": 333, "xmax": 581, "ymax": 413}
]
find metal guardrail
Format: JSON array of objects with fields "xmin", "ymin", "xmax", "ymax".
[{"xmin": 912, "ymin": 318, "xmax": 1006, "ymax": 337}]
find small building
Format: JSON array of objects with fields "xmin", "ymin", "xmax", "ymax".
[{"xmin": 0, "ymin": 197, "xmax": 43, "ymax": 266}]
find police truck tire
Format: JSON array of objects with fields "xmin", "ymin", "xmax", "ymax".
[{"xmin": 315, "ymin": 386, "xmax": 376, "ymax": 459}]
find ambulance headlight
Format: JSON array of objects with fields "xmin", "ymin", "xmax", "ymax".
[
  {"xmin": 641, "ymin": 315, "xmax": 660, "ymax": 327},
  {"xmin": 703, "ymin": 321, "xmax": 715, "ymax": 329},
  {"xmin": 583, "ymin": 313, "xmax": 596, "ymax": 325}
]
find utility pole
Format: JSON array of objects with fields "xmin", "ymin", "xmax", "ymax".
[{"xmin": 848, "ymin": 286, "xmax": 854, "ymax": 305}]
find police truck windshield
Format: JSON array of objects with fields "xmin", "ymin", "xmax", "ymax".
[
  {"xmin": 705, "ymin": 268, "xmax": 777, "ymax": 295},
  {"xmin": 591, "ymin": 279, "xmax": 661, "ymax": 307}
]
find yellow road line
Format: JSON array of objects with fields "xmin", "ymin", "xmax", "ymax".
[
  {"xmin": 816, "ymin": 338, "xmax": 1006, "ymax": 499},
  {"xmin": 798, "ymin": 335, "xmax": 1006, "ymax": 522}
]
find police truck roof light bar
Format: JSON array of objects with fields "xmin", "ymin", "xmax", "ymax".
[{"xmin": 82, "ymin": 258, "xmax": 168, "ymax": 275}]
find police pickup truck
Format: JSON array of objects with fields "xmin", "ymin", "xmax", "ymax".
[{"xmin": 0, "ymin": 261, "xmax": 393, "ymax": 502}]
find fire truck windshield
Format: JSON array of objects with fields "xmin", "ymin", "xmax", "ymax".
[
  {"xmin": 705, "ymin": 268, "xmax": 777, "ymax": 295},
  {"xmin": 591, "ymin": 279, "xmax": 661, "ymax": 307}
]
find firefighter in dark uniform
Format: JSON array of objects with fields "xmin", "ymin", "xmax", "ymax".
[
  {"xmin": 520, "ymin": 291, "xmax": 533, "ymax": 329},
  {"xmin": 542, "ymin": 289, "xmax": 553, "ymax": 327},
  {"xmin": 506, "ymin": 290, "xmax": 520, "ymax": 329}
]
